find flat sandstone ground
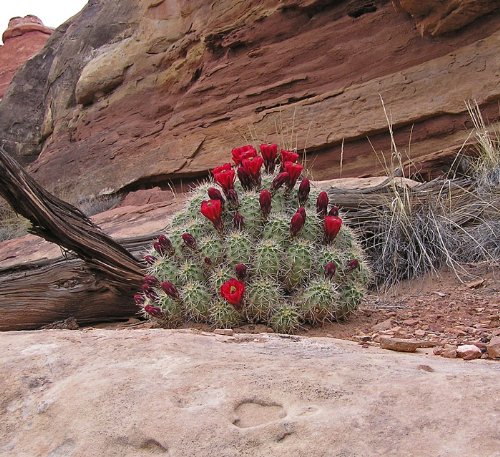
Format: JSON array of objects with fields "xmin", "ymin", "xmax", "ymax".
[{"xmin": 1, "ymin": 327, "xmax": 499, "ymax": 457}]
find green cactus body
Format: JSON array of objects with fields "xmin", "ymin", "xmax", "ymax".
[
  {"xmin": 255, "ymin": 239, "xmax": 283, "ymax": 277},
  {"xmin": 300, "ymin": 214, "xmax": 322, "ymax": 242},
  {"xmin": 181, "ymin": 281, "xmax": 211, "ymax": 322},
  {"xmin": 337, "ymin": 283, "xmax": 364, "ymax": 320},
  {"xmin": 299, "ymin": 278, "xmax": 339, "ymax": 324},
  {"xmin": 245, "ymin": 277, "xmax": 282, "ymax": 322},
  {"xmin": 209, "ymin": 300, "xmax": 242, "ymax": 328},
  {"xmin": 238, "ymin": 191, "xmax": 262, "ymax": 237},
  {"xmin": 284, "ymin": 239, "xmax": 313, "ymax": 289},
  {"xmin": 263, "ymin": 214, "xmax": 290, "ymax": 245},
  {"xmin": 209, "ymin": 265, "xmax": 233, "ymax": 291},
  {"xmin": 156, "ymin": 293, "xmax": 183, "ymax": 326},
  {"xmin": 226, "ymin": 231, "xmax": 253, "ymax": 267},
  {"xmin": 137, "ymin": 144, "xmax": 370, "ymax": 334},
  {"xmin": 270, "ymin": 304, "xmax": 301, "ymax": 334},
  {"xmin": 199, "ymin": 235, "xmax": 224, "ymax": 264},
  {"xmin": 178, "ymin": 260, "xmax": 205, "ymax": 284}
]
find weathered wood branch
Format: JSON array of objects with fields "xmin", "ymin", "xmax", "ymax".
[{"xmin": 0, "ymin": 147, "xmax": 143, "ymax": 287}]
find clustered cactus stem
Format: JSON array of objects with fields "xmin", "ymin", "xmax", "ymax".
[{"xmin": 135, "ymin": 143, "xmax": 371, "ymax": 333}]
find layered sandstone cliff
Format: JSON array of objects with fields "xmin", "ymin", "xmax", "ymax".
[
  {"xmin": 0, "ymin": 16, "xmax": 52, "ymax": 99},
  {"xmin": 0, "ymin": 0, "xmax": 498, "ymax": 198}
]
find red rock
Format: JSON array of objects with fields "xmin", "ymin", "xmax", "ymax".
[
  {"xmin": 0, "ymin": 1, "xmax": 499, "ymax": 199},
  {"xmin": 380, "ymin": 337, "xmax": 423, "ymax": 353},
  {"xmin": 120, "ymin": 187, "xmax": 175, "ymax": 207},
  {"xmin": 457, "ymin": 345, "xmax": 482, "ymax": 360},
  {"xmin": 373, "ymin": 319, "xmax": 393, "ymax": 331},
  {"xmin": 486, "ymin": 336, "xmax": 500, "ymax": 359},
  {"xmin": 0, "ymin": 16, "xmax": 52, "ymax": 99}
]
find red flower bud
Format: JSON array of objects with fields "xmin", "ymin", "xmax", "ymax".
[
  {"xmin": 280, "ymin": 149, "xmax": 299, "ymax": 171},
  {"xmin": 237, "ymin": 166, "xmax": 252, "ymax": 190},
  {"xmin": 259, "ymin": 189, "xmax": 272, "ymax": 218},
  {"xmin": 235, "ymin": 263, "xmax": 247, "ymax": 281},
  {"xmin": 200, "ymin": 199, "xmax": 223, "ymax": 232},
  {"xmin": 316, "ymin": 191, "xmax": 329, "ymax": 217},
  {"xmin": 204, "ymin": 257, "xmax": 213, "ymax": 266},
  {"xmin": 284, "ymin": 161, "xmax": 303, "ymax": 189},
  {"xmin": 231, "ymin": 145, "xmax": 257, "ymax": 165},
  {"xmin": 271, "ymin": 172, "xmax": 289, "ymax": 191},
  {"xmin": 157, "ymin": 235, "xmax": 174, "ymax": 255},
  {"xmin": 143, "ymin": 275, "xmax": 159, "ymax": 286},
  {"xmin": 346, "ymin": 259, "xmax": 360, "ymax": 272},
  {"xmin": 297, "ymin": 207, "xmax": 306, "ymax": 222},
  {"xmin": 214, "ymin": 168, "xmax": 235, "ymax": 194},
  {"xmin": 324, "ymin": 262, "xmax": 336, "ymax": 279},
  {"xmin": 324, "ymin": 215, "xmax": 342, "ymax": 243},
  {"xmin": 160, "ymin": 281, "xmax": 180, "ymax": 299},
  {"xmin": 144, "ymin": 304, "xmax": 162, "ymax": 318},
  {"xmin": 220, "ymin": 278, "xmax": 245, "ymax": 308},
  {"xmin": 142, "ymin": 284, "xmax": 157, "ymax": 300},
  {"xmin": 260, "ymin": 143, "xmax": 278, "ymax": 173},
  {"xmin": 233, "ymin": 212, "xmax": 244, "ymax": 230},
  {"xmin": 153, "ymin": 241, "xmax": 166, "ymax": 256},
  {"xmin": 226, "ymin": 189, "xmax": 239, "ymax": 208},
  {"xmin": 182, "ymin": 232, "xmax": 197, "ymax": 249},
  {"xmin": 212, "ymin": 163, "xmax": 232, "ymax": 176},
  {"xmin": 298, "ymin": 178, "xmax": 310, "ymax": 205},
  {"xmin": 207, "ymin": 187, "xmax": 225, "ymax": 207},
  {"xmin": 144, "ymin": 255, "xmax": 156, "ymax": 265},
  {"xmin": 290, "ymin": 212, "xmax": 305, "ymax": 236},
  {"xmin": 328, "ymin": 205, "xmax": 339, "ymax": 217},
  {"xmin": 134, "ymin": 293, "xmax": 145, "ymax": 305}
]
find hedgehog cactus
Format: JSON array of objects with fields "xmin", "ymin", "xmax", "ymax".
[{"xmin": 136, "ymin": 143, "xmax": 371, "ymax": 333}]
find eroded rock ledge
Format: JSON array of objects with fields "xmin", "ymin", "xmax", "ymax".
[{"xmin": 0, "ymin": 0, "xmax": 498, "ymax": 199}]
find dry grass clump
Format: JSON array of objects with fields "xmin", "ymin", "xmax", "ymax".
[{"xmin": 357, "ymin": 100, "xmax": 500, "ymax": 288}]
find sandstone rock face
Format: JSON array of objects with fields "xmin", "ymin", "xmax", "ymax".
[
  {"xmin": 0, "ymin": 16, "xmax": 52, "ymax": 99},
  {"xmin": 1, "ymin": 330, "xmax": 499, "ymax": 456},
  {"xmin": 0, "ymin": 1, "xmax": 499, "ymax": 198}
]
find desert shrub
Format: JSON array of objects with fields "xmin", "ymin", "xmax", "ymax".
[
  {"xmin": 134, "ymin": 144, "xmax": 371, "ymax": 333},
  {"xmin": 76, "ymin": 194, "xmax": 122, "ymax": 217},
  {"xmin": 0, "ymin": 198, "xmax": 30, "ymax": 242}
]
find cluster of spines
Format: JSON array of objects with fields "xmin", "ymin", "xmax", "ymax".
[{"xmin": 135, "ymin": 144, "xmax": 371, "ymax": 333}]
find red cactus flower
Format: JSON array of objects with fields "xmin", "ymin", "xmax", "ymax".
[
  {"xmin": 346, "ymin": 259, "xmax": 360, "ymax": 272},
  {"xmin": 207, "ymin": 187, "xmax": 225, "ymax": 207},
  {"xmin": 324, "ymin": 215, "xmax": 342, "ymax": 243},
  {"xmin": 231, "ymin": 145, "xmax": 257, "ymax": 165},
  {"xmin": 284, "ymin": 161, "xmax": 303, "ymax": 189},
  {"xmin": 328, "ymin": 205, "xmax": 339, "ymax": 217},
  {"xmin": 220, "ymin": 278, "xmax": 245, "ymax": 308},
  {"xmin": 144, "ymin": 304, "xmax": 162, "ymax": 318},
  {"xmin": 182, "ymin": 232, "xmax": 197, "ymax": 249},
  {"xmin": 237, "ymin": 166, "xmax": 252, "ymax": 190},
  {"xmin": 235, "ymin": 263, "xmax": 248, "ymax": 281},
  {"xmin": 280, "ymin": 149, "xmax": 299, "ymax": 170},
  {"xmin": 324, "ymin": 262, "xmax": 336, "ymax": 279},
  {"xmin": 214, "ymin": 168, "xmax": 235, "ymax": 194},
  {"xmin": 233, "ymin": 211, "xmax": 244, "ymax": 230},
  {"xmin": 200, "ymin": 199, "xmax": 223, "ymax": 231},
  {"xmin": 144, "ymin": 275, "xmax": 159, "ymax": 286},
  {"xmin": 160, "ymin": 281, "xmax": 180, "ymax": 299},
  {"xmin": 290, "ymin": 211, "xmax": 305, "ymax": 236},
  {"xmin": 316, "ymin": 191, "xmax": 329, "ymax": 217},
  {"xmin": 242, "ymin": 156, "xmax": 264, "ymax": 179},
  {"xmin": 259, "ymin": 189, "xmax": 272, "ymax": 218},
  {"xmin": 260, "ymin": 143, "xmax": 278, "ymax": 173},
  {"xmin": 271, "ymin": 172, "xmax": 289, "ymax": 191},
  {"xmin": 144, "ymin": 255, "xmax": 156, "ymax": 265},
  {"xmin": 212, "ymin": 163, "xmax": 232, "ymax": 176},
  {"xmin": 298, "ymin": 178, "xmax": 310, "ymax": 205},
  {"xmin": 134, "ymin": 293, "xmax": 145, "ymax": 305}
]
